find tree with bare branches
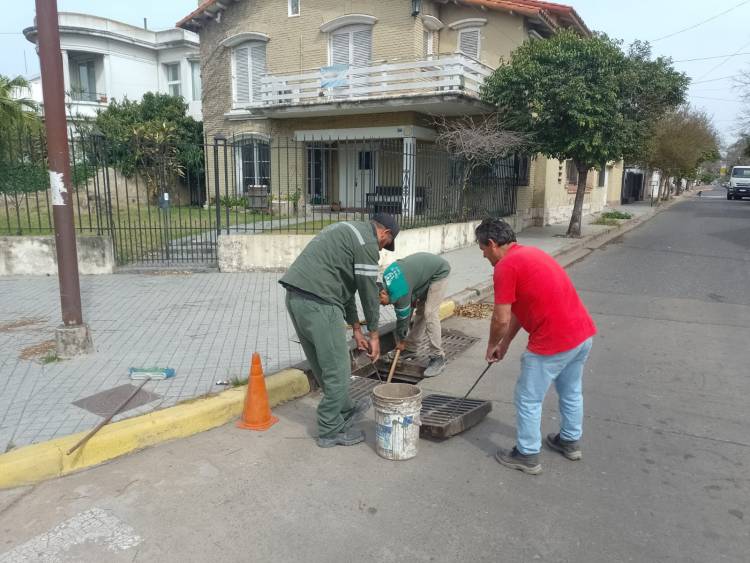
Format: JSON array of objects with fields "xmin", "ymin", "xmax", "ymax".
[{"xmin": 433, "ymin": 114, "xmax": 527, "ymax": 220}]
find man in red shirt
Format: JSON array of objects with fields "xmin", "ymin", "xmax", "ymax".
[{"xmin": 475, "ymin": 218, "xmax": 596, "ymax": 475}]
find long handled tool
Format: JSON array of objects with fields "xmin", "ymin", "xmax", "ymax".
[
  {"xmin": 386, "ymin": 349, "xmax": 401, "ymax": 383},
  {"xmin": 67, "ymin": 378, "xmax": 150, "ymax": 455},
  {"xmin": 447, "ymin": 362, "xmax": 493, "ymax": 414}
]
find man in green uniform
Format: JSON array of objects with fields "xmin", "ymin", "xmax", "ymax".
[
  {"xmin": 379, "ymin": 252, "xmax": 451, "ymax": 377},
  {"xmin": 280, "ymin": 213, "xmax": 399, "ymax": 448}
]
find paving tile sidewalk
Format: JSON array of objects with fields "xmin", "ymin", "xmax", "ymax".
[{"xmin": 0, "ymin": 201, "xmax": 661, "ymax": 452}]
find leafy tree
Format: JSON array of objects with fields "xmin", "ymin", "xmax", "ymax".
[
  {"xmin": 482, "ymin": 31, "xmax": 687, "ymax": 236},
  {"xmin": 646, "ymin": 107, "xmax": 719, "ymax": 199},
  {"xmin": 0, "ymin": 75, "xmax": 38, "ymax": 126},
  {"xmin": 93, "ymin": 93, "xmax": 204, "ymax": 202}
]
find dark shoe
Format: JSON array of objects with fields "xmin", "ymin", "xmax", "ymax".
[
  {"xmin": 545, "ymin": 433, "xmax": 582, "ymax": 461},
  {"xmin": 423, "ymin": 356, "xmax": 446, "ymax": 377},
  {"xmin": 317, "ymin": 429, "xmax": 365, "ymax": 448},
  {"xmin": 343, "ymin": 397, "xmax": 372, "ymax": 429},
  {"xmin": 495, "ymin": 446, "xmax": 542, "ymax": 475}
]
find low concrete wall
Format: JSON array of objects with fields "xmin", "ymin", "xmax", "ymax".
[
  {"xmin": 218, "ymin": 218, "xmax": 519, "ymax": 272},
  {"xmin": 0, "ymin": 236, "xmax": 114, "ymax": 276}
]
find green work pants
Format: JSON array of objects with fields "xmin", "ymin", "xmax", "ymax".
[{"xmin": 285, "ymin": 292, "xmax": 355, "ymax": 438}]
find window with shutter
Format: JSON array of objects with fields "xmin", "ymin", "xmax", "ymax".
[
  {"xmin": 458, "ymin": 28, "xmax": 480, "ymax": 60},
  {"xmin": 329, "ymin": 25, "xmax": 372, "ymax": 66},
  {"xmin": 331, "ymin": 32, "xmax": 350, "ymax": 65},
  {"xmin": 352, "ymin": 29, "xmax": 371, "ymax": 66},
  {"xmin": 233, "ymin": 42, "xmax": 266, "ymax": 105}
]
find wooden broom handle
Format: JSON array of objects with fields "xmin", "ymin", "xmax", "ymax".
[{"xmin": 386, "ymin": 349, "xmax": 401, "ymax": 384}]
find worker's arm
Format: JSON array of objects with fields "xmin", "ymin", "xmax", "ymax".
[
  {"xmin": 353, "ymin": 243, "xmax": 381, "ymax": 360},
  {"xmin": 393, "ymin": 294, "xmax": 412, "ymax": 343},
  {"xmin": 486, "ymin": 303, "xmax": 513, "ymax": 363}
]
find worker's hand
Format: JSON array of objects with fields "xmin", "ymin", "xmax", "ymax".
[
  {"xmin": 353, "ymin": 329, "xmax": 369, "ymax": 352},
  {"xmin": 395, "ymin": 340, "xmax": 406, "ymax": 352},
  {"xmin": 368, "ymin": 334, "xmax": 381, "ymax": 362},
  {"xmin": 486, "ymin": 340, "xmax": 509, "ymax": 363}
]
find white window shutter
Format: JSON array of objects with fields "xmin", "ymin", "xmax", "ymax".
[
  {"xmin": 331, "ymin": 32, "xmax": 350, "ymax": 65},
  {"xmin": 250, "ymin": 43, "xmax": 266, "ymax": 102},
  {"xmin": 234, "ymin": 46, "xmax": 250, "ymax": 103},
  {"xmin": 352, "ymin": 29, "xmax": 371, "ymax": 66},
  {"xmin": 459, "ymin": 29, "xmax": 480, "ymax": 60}
]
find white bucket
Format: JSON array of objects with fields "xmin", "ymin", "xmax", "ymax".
[{"xmin": 372, "ymin": 383, "xmax": 422, "ymax": 461}]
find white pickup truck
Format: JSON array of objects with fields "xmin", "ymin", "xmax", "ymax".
[{"xmin": 728, "ymin": 165, "xmax": 750, "ymax": 200}]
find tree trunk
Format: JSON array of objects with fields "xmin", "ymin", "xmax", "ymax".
[{"xmin": 566, "ymin": 163, "xmax": 589, "ymax": 237}]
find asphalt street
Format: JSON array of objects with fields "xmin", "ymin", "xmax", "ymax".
[{"xmin": 1, "ymin": 188, "xmax": 748, "ymax": 562}]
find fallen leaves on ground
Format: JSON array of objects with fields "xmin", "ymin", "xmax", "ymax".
[
  {"xmin": 454, "ymin": 303, "xmax": 494, "ymax": 319},
  {"xmin": 19, "ymin": 340, "xmax": 56, "ymax": 362},
  {"xmin": 0, "ymin": 318, "xmax": 47, "ymax": 332}
]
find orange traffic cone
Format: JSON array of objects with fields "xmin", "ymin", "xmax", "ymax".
[{"xmin": 236, "ymin": 353, "xmax": 279, "ymax": 431}]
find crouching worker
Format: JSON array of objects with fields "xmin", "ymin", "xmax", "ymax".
[
  {"xmin": 280, "ymin": 213, "xmax": 399, "ymax": 448},
  {"xmin": 379, "ymin": 252, "xmax": 451, "ymax": 377}
]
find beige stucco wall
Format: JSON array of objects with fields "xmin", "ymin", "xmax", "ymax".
[{"xmin": 436, "ymin": 4, "xmax": 526, "ymax": 68}]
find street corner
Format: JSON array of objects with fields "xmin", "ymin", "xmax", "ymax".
[{"xmin": 0, "ymin": 368, "xmax": 310, "ymax": 490}]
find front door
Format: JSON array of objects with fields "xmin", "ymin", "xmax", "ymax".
[{"xmin": 338, "ymin": 142, "xmax": 376, "ymax": 209}]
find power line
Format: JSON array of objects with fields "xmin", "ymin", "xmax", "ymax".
[
  {"xmin": 692, "ymin": 95, "xmax": 743, "ymax": 102},
  {"xmin": 696, "ymin": 37, "xmax": 750, "ymax": 81},
  {"xmin": 651, "ymin": 0, "xmax": 750, "ymax": 42},
  {"xmin": 675, "ymin": 52, "xmax": 750, "ymax": 63},
  {"xmin": 692, "ymin": 74, "xmax": 739, "ymax": 84}
]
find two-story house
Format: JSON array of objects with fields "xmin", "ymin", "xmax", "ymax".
[
  {"xmin": 24, "ymin": 13, "xmax": 202, "ymax": 121},
  {"xmin": 179, "ymin": 0, "xmax": 622, "ymax": 228}
]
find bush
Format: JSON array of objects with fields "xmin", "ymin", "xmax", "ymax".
[{"xmin": 601, "ymin": 210, "xmax": 632, "ymax": 220}]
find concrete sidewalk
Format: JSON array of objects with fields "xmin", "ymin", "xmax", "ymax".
[{"xmin": 0, "ymin": 201, "xmax": 662, "ymax": 454}]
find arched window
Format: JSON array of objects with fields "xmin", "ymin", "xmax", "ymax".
[
  {"xmin": 234, "ymin": 135, "xmax": 270, "ymax": 194},
  {"xmin": 231, "ymin": 41, "xmax": 267, "ymax": 105}
]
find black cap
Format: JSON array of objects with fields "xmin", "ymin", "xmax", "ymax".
[{"xmin": 371, "ymin": 212, "xmax": 400, "ymax": 251}]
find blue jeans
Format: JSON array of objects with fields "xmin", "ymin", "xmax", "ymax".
[{"xmin": 514, "ymin": 338, "xmax": 593, "ymax": 455}]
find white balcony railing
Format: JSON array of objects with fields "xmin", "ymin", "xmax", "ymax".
[{"xmin": 256, "ymin": 54, "xmax": 493, "ymax": 108}]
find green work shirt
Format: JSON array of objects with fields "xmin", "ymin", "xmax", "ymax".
[
  {"xmin": 383, "ymin": 252, "xmax": 451, "ymax": 339},
  {"xmin": 280, "ymin": 221, "xmax": 381, "ymax": 331}
]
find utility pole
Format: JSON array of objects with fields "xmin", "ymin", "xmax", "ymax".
[{"xmin": 36, "ymin": 0, "xmax": 93, "ymax": 357}]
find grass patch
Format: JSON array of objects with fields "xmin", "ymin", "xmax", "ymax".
[
  {"xmin": 601, "ymin": 210, "xmax": 632, "ymax": 220},
  {"xmin": 592, "ymin": 217, "xmax": 622, "ymax": 226},
  {"xmin": 41, "ymin": 352, "xmax": 60, "ymax": 364},
  {"xmin": 230, "ymin": 376, "xmax": 248, "ymax": 387}
]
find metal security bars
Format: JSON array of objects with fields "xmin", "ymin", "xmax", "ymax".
[
  {"xmin": 2, "ymin": 129, "xmax": 521, "ymax": 267},
  {"xmin": 208, "ymin": 136, "xmax": 519, "ymax": 236}
]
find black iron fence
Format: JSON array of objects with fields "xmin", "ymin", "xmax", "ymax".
[
  {"xmin": 208, "ymin": 135, "xmax": 519, "ymax": 235},
  {"xmin": 2, "ymin": 129, "xmax": 521, "ymax": 266}
]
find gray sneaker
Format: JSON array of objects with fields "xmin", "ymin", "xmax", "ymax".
[
  {"xmin": 423, "ymin": 356, "xmax": 446, "ymax": 377},
  {"xmin": 545, "ymin": 433, "xmax": 582, "ymax": 461},
  {"xmin": 495, "ymin": 446, "xmax": 542, "ymax": 475},
  {"xmin": 342, "ymin": 397, "xmax": 372, "ymax": 429},
  {"xmin": 317, "ymin": 428, "xmax": 366, "ymax": 448},
  {"xmin": 385, "ymin": 349, "xmax": 418, "ymax": 361}
]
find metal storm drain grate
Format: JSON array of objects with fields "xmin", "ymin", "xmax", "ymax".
[
  {"xmin": 349, "ymin": 376, "xmax": 380, "ymax": 403},
  {"xmin": 375, "ymin": 329, "xmax": 480, "ymax": 382},
  {"xmin": 72, "ymin": 384, "xmax": 161, "ymax": 417},
  {"xmin": 419, "ymin": 394, "xmax": 493, "ymax": 439}
]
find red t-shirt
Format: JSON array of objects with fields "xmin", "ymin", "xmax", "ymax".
[{"xmin": 494, "ymin": 244, "xmax": 596, "ymax": 355}]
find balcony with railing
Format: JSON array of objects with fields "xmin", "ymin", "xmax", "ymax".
[{"xmin": 233, "ymin": 54, "xmax": 495, "ymax": 118}]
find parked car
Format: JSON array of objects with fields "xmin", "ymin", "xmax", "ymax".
[{"xmin": 728, "ymin": 166, "xmax": 750, "ymax": 200}]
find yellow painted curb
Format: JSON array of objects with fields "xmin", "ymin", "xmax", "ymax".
[{"xmin": 0, "ymin": 368, "xmax": 310, "ymax": 490}]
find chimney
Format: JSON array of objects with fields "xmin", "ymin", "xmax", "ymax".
[{"xmin": 143, "ymin": 18, "xmax": 148, "ymax": 30}]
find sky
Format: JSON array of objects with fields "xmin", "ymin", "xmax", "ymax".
[{"xmin": 2, "ymin": 0, "xmax": 749, "ymax": 146}]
